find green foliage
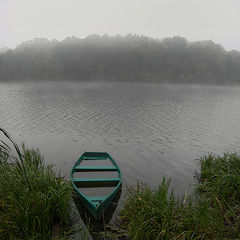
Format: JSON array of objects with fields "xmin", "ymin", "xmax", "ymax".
[
  {"xmin": 0, "ymin": 130, "xmax": 73, "ymax": 239},
  {"xmin": 196, "ymin": 153, "xmax": 240, "ymax": 201},
  {"xmin": 195, "ymin": 153, "xmax": 240, "ymax": 237},
  {"xmin": 120, "ymin": 153, "xmax": 240, "ymax": 239},
  {"xmin": 0, "ymin": 35, "xmax": 240, "ymax": 84}
]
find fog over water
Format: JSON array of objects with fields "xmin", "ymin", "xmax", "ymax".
[
  {"xmin": 1, "ymin": 0, "xmax": 240, "ymax": 51},
  {"xmin": 1, "ymin": 81, "xmax": 240, "ymax": 195}
]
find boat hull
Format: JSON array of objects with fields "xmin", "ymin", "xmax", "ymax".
[{"xmin": 71, "ymin": 152, "xmax": 122, "ymax": 221}]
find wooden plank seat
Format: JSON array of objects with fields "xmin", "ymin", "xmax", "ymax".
[
  {"xmin": 74, "ymin": 166, "xmax": 118, "ymax": 172},
  {"xmin": 83, "ymin": 157, "xmax": 108, "ymax": 160}
]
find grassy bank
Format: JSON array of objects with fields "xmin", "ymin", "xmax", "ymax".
[
  {"xmin": 1, "ymin": 129, "xmax": 240, "ymax": 240},
  {"xmin": 0, "ymin": 130, "xmax": 73, "ymax": 239},
  {"xmin": 119, "ymin": 153, "xmax": 240, "ymax": 239}
]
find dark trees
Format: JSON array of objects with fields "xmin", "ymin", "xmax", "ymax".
[{"xmin": 0, "ymin": 35, "xmax": 240, "ymax": 84}]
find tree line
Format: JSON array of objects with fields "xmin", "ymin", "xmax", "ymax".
[{"xmin": 0, "ymin": 34, "xmax": 240, "ymax": 84}]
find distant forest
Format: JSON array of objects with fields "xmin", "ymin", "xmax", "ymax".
[{"xmin": 0, "ymin": 35, "xmax": 240, "ymax": 84}]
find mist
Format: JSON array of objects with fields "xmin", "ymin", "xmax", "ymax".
[
  {"xmin": 0, "ymin": 35, "xmax": 240, "ymax": 84},
  {"xmin": 1, "ymin": 0, "xmax": 240, "ymax": 51}
]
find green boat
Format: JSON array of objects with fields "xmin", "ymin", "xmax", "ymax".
[{"xmin": 71, "ymin": 152, "xmax": 122, "ymax": 221}]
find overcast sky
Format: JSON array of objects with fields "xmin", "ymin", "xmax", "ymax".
[{"xmin": 1, "ymin": 0, "xmax": 240, "ymax": 50}]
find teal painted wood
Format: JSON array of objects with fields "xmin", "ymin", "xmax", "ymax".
[
  {"xmin": 70, "ymin": 152, "xmax": 122, "ymax": 221},
  {"xmin": 74, "ymin": 166, "xmax": 118, "ymax": 172}
]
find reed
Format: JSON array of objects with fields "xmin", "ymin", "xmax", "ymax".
[
  {"xmin": 0, "ymin": 129, "xmax": 73, "ymax": 240},
  {"xmin": 120, "ymin": 153, "xmax": 240, "ymax": 239}
]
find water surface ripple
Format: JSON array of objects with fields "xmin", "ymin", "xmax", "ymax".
[{"xmin": 1, "ymin": 81, "xmax": 240, "ymax": 195}]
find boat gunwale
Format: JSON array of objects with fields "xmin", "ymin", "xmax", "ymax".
[{"xmin": 70, "ymin": 152, "xmax": 122, "ymax": 219}]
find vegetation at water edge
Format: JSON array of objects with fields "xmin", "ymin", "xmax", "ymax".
[
  {"xmin": 1, "ymin": 127, "xmax": 240, "ymax": 239},
  {"xmin": 119, "ymin": 153, "xmax": 240, "ymax": 239},
  {"xmin": 0, "ymin": 129, "xmax": 73, "ymax": 240}
]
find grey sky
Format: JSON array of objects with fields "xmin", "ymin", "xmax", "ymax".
[{"xmin": 1, "ymin": 0, "xmax": 240, "ymax": 50}]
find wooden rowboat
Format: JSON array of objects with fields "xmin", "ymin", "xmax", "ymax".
[{"xmin": 71, "ymin": 152, "xmax": 122, "ymax": 221}]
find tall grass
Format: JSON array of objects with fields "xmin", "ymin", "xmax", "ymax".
[
  {"xmin": 0, "ymin": 129, "xmax": 73, "ymax": 239},
  {"xmin": 195, "ymin": 153, "xmax": 240, "ymax": 237},
  {"xmin": 120, "ymin": 153, "xmax": 240, "ymax": 239}
]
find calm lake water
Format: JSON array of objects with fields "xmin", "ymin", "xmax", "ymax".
[{"xmin": 1, "ymin": 81, "xmax": 240, "ymax": 196}]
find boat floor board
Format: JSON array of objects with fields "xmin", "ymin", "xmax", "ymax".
[
  {"xmin": 80, "ymin": 159, "xmax": 113, "ymax": 166},
  {"xmin": 77, "ymin": 187, "xmax": 115, "ymax": 196}
]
